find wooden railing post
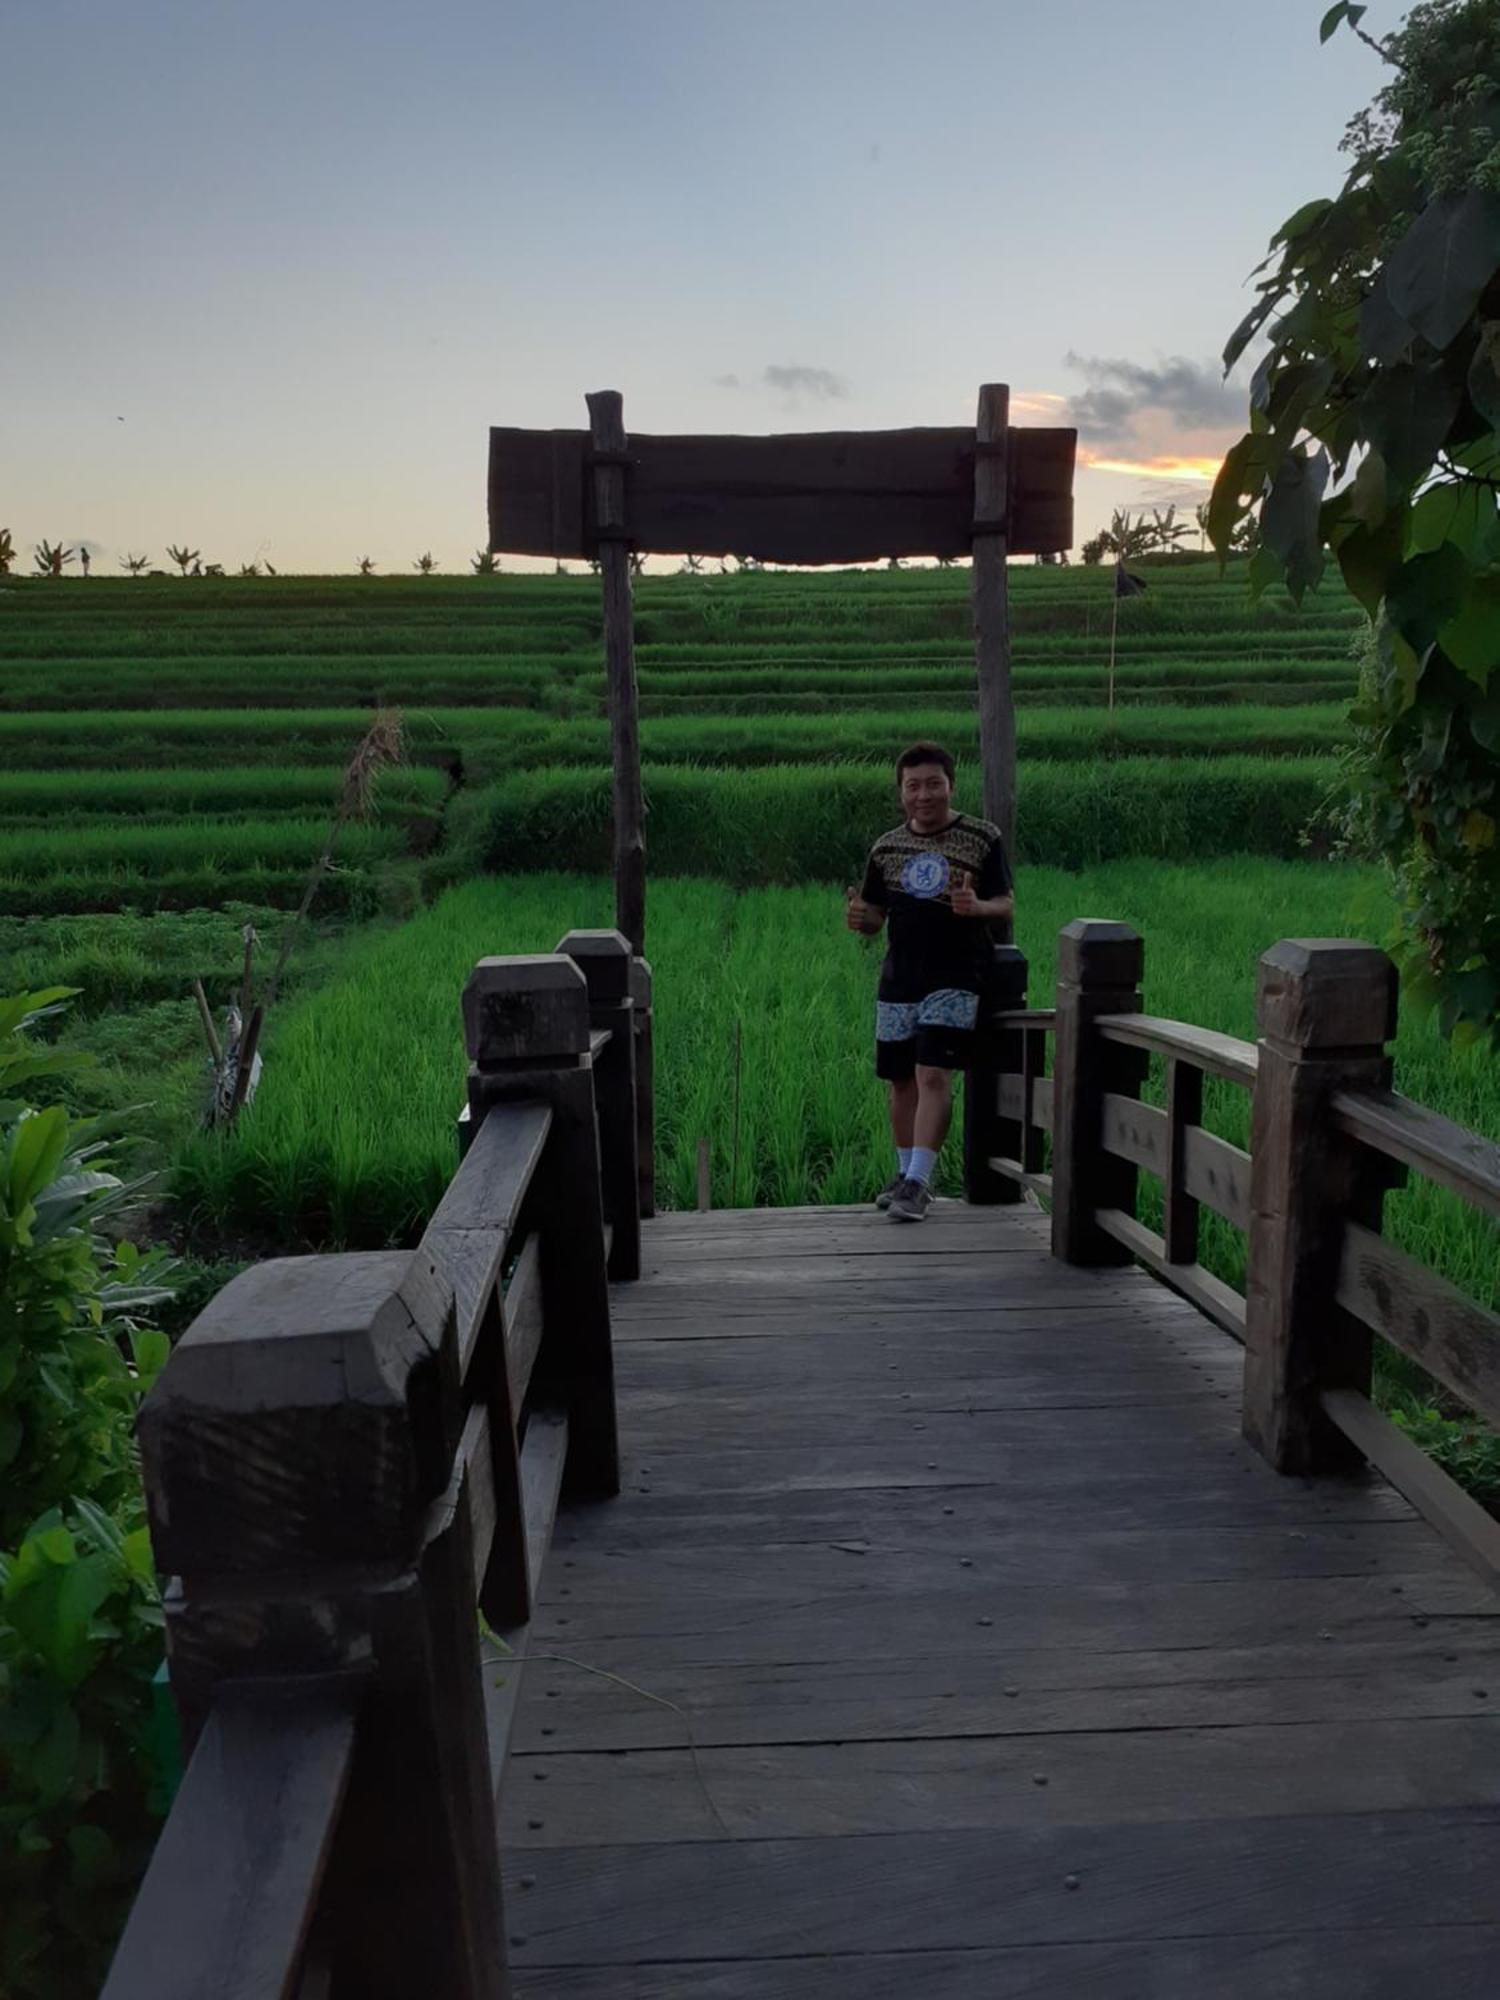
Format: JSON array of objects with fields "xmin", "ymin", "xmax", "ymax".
[
  {"xmin": 133, "ymin": 1251, "xmax": 510, "ymax": 1999},
  {"xmin": 557, "ymin": 927, "xmax": 641, "ymax": 1280},
  {"xmin": 963, "ymin": 943, "xmax": 1028, "ymax": 1204},
  {"xmin": 1243, "ymin": 939, "xmax": 1398, "ymax": 1474},
  {"xmin": 463, "ymin": 954, "xmax": 620, "ymax": 1497},
  {"xmin": 631, "ymin": 952, "xmax": 656, "ymax": 1218},
  {"xmin": 1050, "ymin": 919, "xmax": 1146, "ymax": 1264}
]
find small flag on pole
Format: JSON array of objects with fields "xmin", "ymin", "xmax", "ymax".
[{"xmin": 1114, "ymin": 562, "xmax": 1148, "ymax": 599}]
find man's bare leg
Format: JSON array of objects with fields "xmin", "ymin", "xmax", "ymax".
[
  {"xmin": 913, "ymin": 1063, "xmax": 953, "ymax": 1153},
  {"xmin": 888, "ymin": 1075, "xmax": 918, "ymax": 1153}
]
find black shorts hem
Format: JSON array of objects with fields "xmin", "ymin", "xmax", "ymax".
[{"xmin": 876, "ymin": 1025, "xmax": 976, "ymax": 1079}]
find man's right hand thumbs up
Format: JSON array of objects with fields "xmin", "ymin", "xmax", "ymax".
[{"xmin": 846, "ymin": 885, "xmax": 877, "ymax": 935}]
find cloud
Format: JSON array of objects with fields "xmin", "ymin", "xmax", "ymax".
[
  {"xmin": 762, "ymin": 364, "xmax": 849, "ymax": 402},
  {"xmin": 712, "ymin": 364, "xmax": 851, "ymax": 405},
  {"xmin": 1064, "ymin": 353, "xmax": 1242, "ymax": 448}
]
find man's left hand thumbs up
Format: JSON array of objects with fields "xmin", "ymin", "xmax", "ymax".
[{"xmin": 951, "ymin": 867, "xmax": 979, "ymax": 916}]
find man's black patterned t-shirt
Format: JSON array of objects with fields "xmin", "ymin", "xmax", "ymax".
[{"xmin": 860, "ymin": 813, "xmax": 1012, "ymax": 1002}]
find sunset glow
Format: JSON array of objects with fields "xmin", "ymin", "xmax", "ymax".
[{"xmin": 1080, "ymin": 452, "xmax": 1224, "ymax": 484}]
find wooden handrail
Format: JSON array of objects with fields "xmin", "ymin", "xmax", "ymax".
[
  {"xmin": 1094, "ymin": 1012, "xmax": 1259, "ymax": 1087},
  {"xmin": 1029, "ymin": 923, "xmax": 1500, "ymax": 1595},
  {"xmin": 102, "ymin": 1687, "xmax": 357, "ymax": 2000},
  {"xmin": 1332, "ymin": 1085, "xmax": 1500, "ymax": 1221},
  {"xmin": 109, "ymin": 937, "xmax": 650, "ymax": 1999}
]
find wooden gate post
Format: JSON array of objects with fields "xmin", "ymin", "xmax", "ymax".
[
  {"xmin": 971, "ymin": 382, "xmax": 1016, "ymax": 942},
  {"xmin": 1050, "ymin": 919, "xmax": 1146, "ymax": 1265},
  {"xmin": 556, "ymin": 927, "xmax": 641, "ymax": 1281},
  {"xmin": 1242, "ymin": 939, "xmax": 1398, "ymax": 1474},
  {"xmin": 463, "ymin": 954, "xmax": 620, "ymax": 1497},
  {"xmin": 135, "ymin": 1251, "xmax": 510, "ymax": 2000},
  {"xmin": 586, "ymin": 389, "xmax": 647, "ymax": 956},
  {"xmin": 631, "ymin": 953, "xmax": 656, "ymax": 1218},
  {"xmin": 963, "ymin": 944, "xmax": 1028, "ymax": 1205}
]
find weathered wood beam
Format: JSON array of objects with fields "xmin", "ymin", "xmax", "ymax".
[{"xmin": 586, "ymin": 391, "xmax": 646, "ymax": 955}]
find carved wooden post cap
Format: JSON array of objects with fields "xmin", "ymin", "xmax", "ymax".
[
  {"xmin": 138, "ymin": 1250, "xmax": 452, "ymax": 1576},
  {"xmin": 555, "ymin": 928, "xmax": 633, "ymax": 1001},
  {"xmin": 462, "ymin": 954, "xmax": 590, "ymax": 1064},
  {"xmin": 1257, "ymin": 939, "xmax": 1396, "ymax": 1052},
  {"xmin": 1057, "ymin": 919, "xmax": 1144, "ymax": 987}
]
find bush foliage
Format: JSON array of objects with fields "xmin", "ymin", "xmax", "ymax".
[
  {"xmin": 1213, "ymin": 0, "xmax": 1500, "ymax": 1040},
  {"xmin": 0, "ymin": 992, "xmax": 173, "ymax": 1996}
]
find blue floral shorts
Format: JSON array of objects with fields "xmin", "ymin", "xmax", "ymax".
[{"xmin": 875, "ymin": 987, "xmax": 980, "ymax": 1078}]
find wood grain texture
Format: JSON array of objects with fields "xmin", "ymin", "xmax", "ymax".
[
  {"xmin": 102, "ymin": 1688, "xmax": 355, "ymax": 2000},
  {"xmin": 587, "ymin": 392, "xmax": 647, "ymax": 954},
  {"xmin": 1336, "ymin": 1220, "xmax": 1500, "ymax": 1427},
  {"xmin": 1182, "ymin": 1121, "xmax": 1252, "ymax": 1230},
  {"xmin": 1095, "ymin": 1012, "xmax": 1258, "ymax": 1087},
  {"xmin": 971, "ymin": 384, "xmax": 1015, "ymax": 851},
  {"xmin": 488, "ymin": 423, "xmax": 1076, "ymax": 562},
  {"xmin": 1321, "ymin": 1387, "xmax": 1500, "ymax": 1586},
  {"xmin": 1332, "ymin": 1084, "xmax": 1500, "ymax": 1220},
  {"xmin": 493, "ymin": 1201, "xmax": 1500, "ymax": 1990},
  {"xmin": 1243, "ymin": 942, "xmax": 1397, "ymax": 1474}
]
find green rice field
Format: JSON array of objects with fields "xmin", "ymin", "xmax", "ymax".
[{"xmin": 1, "ymin": 558, "xmax": 1496, "ymax": 1487}]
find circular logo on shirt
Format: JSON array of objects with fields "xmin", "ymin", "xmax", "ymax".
[{"xmin": 901, "ymin": 851, "xmax": 950, "ymax": 899}]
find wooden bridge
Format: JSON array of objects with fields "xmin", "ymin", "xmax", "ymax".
[{"xmin": 104, "ymin": 923, "xmax": 1500, "ymax": 1999}]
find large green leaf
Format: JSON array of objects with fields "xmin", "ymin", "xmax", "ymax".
[
  {"xmin": 1261, "ymin": 445, "xmax": 1329, "ymax": 601},
  {"xmin": 1320, "ymin": 1, "xmax": 1366, "ymax": 41},
  {"xmin": 1358, "ymin": 273, "xmax": 1416, "ymax": 366},
  {"xmin": 1362, "ymin": 355, "xmax": 1466, "ymax": 485},
  {"xmin": 7, "ymin": 1106, "xmax": 69, "ymax": 1217},
  {"xmin": 1383, "ymin": 191, "xmax": 1500, "ymax": 354},
  {"xmin": 1336, "ymin": 509, "xmax": 1405, "ymax": 616},
  {"xmin": 3, "ymin": 1537, "xmax": 116, "ymax": 1688},
  {"xmin": 1273, "ymin": 197, "xmax": 1334, "ymax": 247},
  {"xmin": 1223, "ymin": 293, "xmax": 1277, "ymax": 374},
  {"xmin": 1469, "ymin": 320, "xmax": 1500, "ymax": 431},
  {"xmin": 1207, "ymin": 432, "xmax": 1279, "ymax": 552},
  {"xmin": 1407, "ymin": 482, "xmax": 1500, "ymax": 566},
  {"xmin": 1439, "ymin": 572, "xmax": 1500, "ymax": 685},
  {"xmin": 1386, "ymin": 544, "xmax": 1472, "ymax": 656}
]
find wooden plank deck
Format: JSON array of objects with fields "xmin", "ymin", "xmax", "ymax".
[{"xmin": 496, "ymin": 1201, "xmax": 1500, "ymax": 1998}]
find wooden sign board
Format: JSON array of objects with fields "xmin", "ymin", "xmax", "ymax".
[{"xmin": 489, "ymin": 424, "xmax": 1075, "ymax": 564}]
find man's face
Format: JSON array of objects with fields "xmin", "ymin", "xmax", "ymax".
[{"xmin": 899, "ymin": 761, "xmax": 953, "ymax": 831}]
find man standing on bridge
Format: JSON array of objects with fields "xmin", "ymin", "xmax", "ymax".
[{"xmin": 845, "ymin": 741, "xmax": 1014, "ymax": 1223}]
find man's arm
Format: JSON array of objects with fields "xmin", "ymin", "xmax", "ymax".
[
  {"xmin": 845, "ymin": 884, "xmax": 887, "ymax": 934},
  {"xmin": 950, "ymin": 871, "xmax": 1011, "ymax": 921}
]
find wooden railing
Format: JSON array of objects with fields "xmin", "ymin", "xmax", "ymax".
[
  {"xmin": 103, "ymin": 929, "xmax": 652, "ymax": 2000},
  {"xmin": 968, "ymin": 918, "xmax": 1500, "ymax": 1583}
]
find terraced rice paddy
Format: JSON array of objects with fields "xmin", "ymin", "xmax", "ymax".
[
  {"xmin": 2, "ymin": 557, "xmax": 1495, "ymax": 1487},
  {"xmin": 0, "ymin": 558, "xmax": 1433, "ymax": 1200}
]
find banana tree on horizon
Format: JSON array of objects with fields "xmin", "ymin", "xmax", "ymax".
[
  {"xmin": 34, "ymin": 540, "xmax": 74, "ymax": 578},
  {"xmin": 166, "ymin": 544, "xmax": 200, "ymax": 578},
  {"xmin": 0, "ymin": 528, "xmax": 14, "ymax": 575}
]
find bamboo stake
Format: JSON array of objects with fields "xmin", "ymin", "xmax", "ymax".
[
  {"xmin": 237, "ymin": 923, "xmax": 258, "ymax": 1021},
  {"xmin": 1108, "ymin": 585, "xmax": 1120, "ymax": 715},
  {"xmin": 191, "ymin": 979, "xmax": 223, "ymax": 1067},
  {"xmin": 696, "ymin": 1138, "xmax": 711, "ymax": 1213},
  {"xmin": 226, "ymin": 1004, "xmax": 264, "ymax": 1127}
]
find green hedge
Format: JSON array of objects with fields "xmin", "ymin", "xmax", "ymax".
[{"xmin": 445, "ymin": 756, "xmax": 1342, "ymax": 885}]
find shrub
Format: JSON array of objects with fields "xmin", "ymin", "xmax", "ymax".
[{"xmin": 0, "ymin": 991, "xmax": 174, "ymax": 1996}]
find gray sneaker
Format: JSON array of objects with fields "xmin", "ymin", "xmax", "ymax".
[
  {"xmin": 887, "ymin": 1177, "xmax": 933, "ymax": 1223},
  {"xmin": 874, "ymin": 1174, "xmax": 906, "ymax": 1210}
]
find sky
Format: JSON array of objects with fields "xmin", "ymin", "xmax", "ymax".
[{"xmin": 1, "ymin": 0, "xmax": 1387, "ymax": 574}]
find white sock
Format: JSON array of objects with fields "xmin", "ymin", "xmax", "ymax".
[
  {"xmin": 897, "ymin": 1147, "xmax": 913, "ymax": 1177},
  {"xmin": 908, "ymin": 1146, "xmax": 937, "ymax": 1187}
]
